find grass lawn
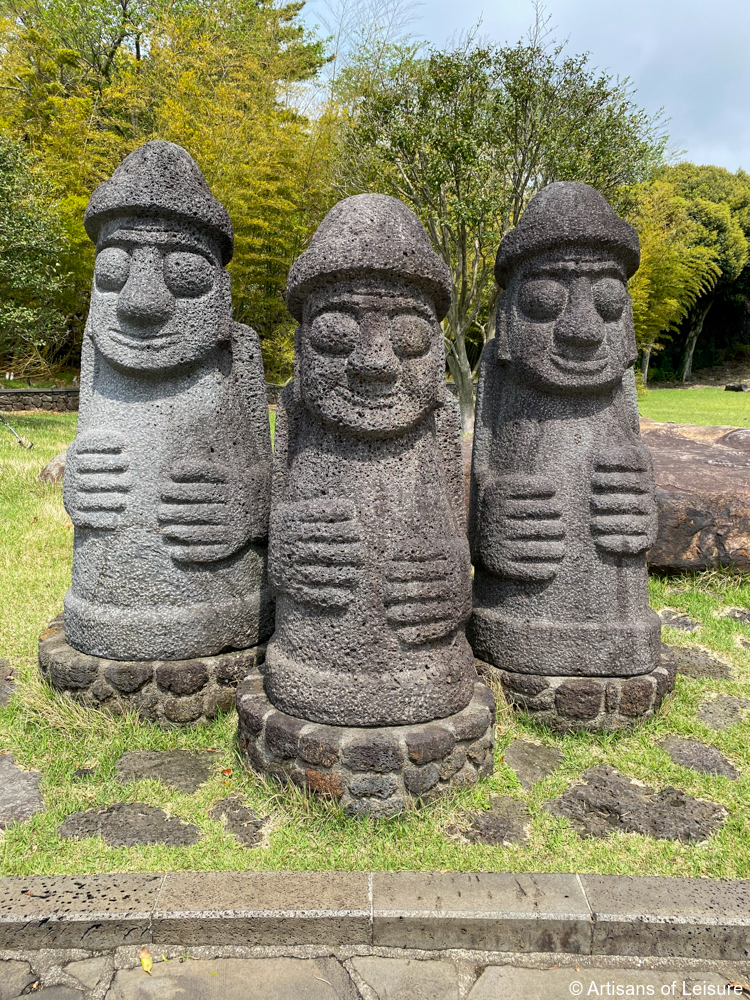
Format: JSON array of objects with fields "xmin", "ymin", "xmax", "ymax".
[
  {"xmin": 1, "ymin": 412, "xmax": 750, "ymax": 879},
  {"xmin": 639, "ymin": 386, "xmax": 750, "ymax": 427}
]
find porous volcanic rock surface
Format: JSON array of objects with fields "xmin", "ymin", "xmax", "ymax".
[
  {"xmin": 666, "ymin": 643, "xmax": 734, "ymax": 680},
  {"xmin": 58, "ymin": 802, "xmax": 200, "ymax": 846},
  {"xmin": 697, "ymin": 695, "xmax": 750, "ymax": 730},
  {"xmin": 641, "ymin": 419, "xmax": 750, "ymax": 574},
  {"xmin": 460, "ymin": 796, "xmax": 531, "ymax": 846},
  {"xmin": 0, "ymin": 658, "xmax": 15, "ymax": 707},
  {"xmin": 545, "ymin": 765, "xmax": 726, "ymax": 842},
  {"xmin": 37, "ymin": 448, "xmax": 67, "ymax": 483},
  {"xmin": 0, "ymin": 754, "xmax": 44, "ymax": 829},
  {"xmin": 210, "ymin": 795, "xmax": 267, "ymax": 846},
  {"xmin": 503, "ymin": 740, "xmax": 563, "ymax": 789},
  {"xmin": 662, "ymin": 737, "xmax": 739, "ymax": 779},
  {"xmin": 658, "ymin": 609, "xmax": 700, "ymax": 632},
  {"xmin": 115, "ymin": 749, "xmax": 219, "ymax": 793}
]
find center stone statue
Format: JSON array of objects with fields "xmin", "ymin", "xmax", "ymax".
[
  {"xmin": 469, "ymin": 181, "xmax": 675, "ymax": 730},
  {"xmin": 237, "ymin": 194, "xmax": 495, "ymax": 815},
  {"xmin": 38, "ymin": 141, "xmax": 273, "ymax": 725}
]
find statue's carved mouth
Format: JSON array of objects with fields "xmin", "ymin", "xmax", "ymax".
[
  {"xmin": 106, "ymin": 327, "xmax": 178, "ymax": 351},
  {"xmin": 337, "ymin": 384, "xmax": 398, "ymax": 408},
  {"xmin": 549, "ymin": 351, "xmax": 608, "ymax": 376}
]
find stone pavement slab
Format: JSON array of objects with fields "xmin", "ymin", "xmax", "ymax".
[
  {"xmin": 372, "ymin": 872, "xmax": 590, "ymax": 952},
  {"xmin": 0, "ymin": 959, "xmax": 35, "ymax": 998},
  {"xmin": 58, "ymin": 802, "xmax": 200, "ymax": 847},
  {"xmin": 105, "ymin": 957, "xmax": 357, "ymax": 999},
  {"xmin": 351, "ymin": 956, "xmax": 458, "ymax": 999},
  {"xmin": 115, "ymin": 750, "xmax": 219, "ymax": 793},
  {"xmin": 467, "ymin": 966, "xmax": 735, "ymax": 1000}
]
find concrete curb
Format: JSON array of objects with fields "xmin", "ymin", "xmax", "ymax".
[{"xmin": 1, "ymin": 873, "xmax": 748, "ymax": 959}]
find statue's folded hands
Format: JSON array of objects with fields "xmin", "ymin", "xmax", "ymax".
[
  {"xmin": 478, "ymin": 472, "xmax": 565, "ymax": 582},
  {"xmin": 590, "ymin": 448, "xmax": 658, "ymax": 556},
  {"xmin": 268, "ymin": 496, "xmax": 365, "ymax": 610},
  {"xmin": 63, "ymin": 430, "xmax": 131, "ymax": 531},
  {"xmin": 384, "ymin": 538, "xmax": 471, "ymax": 644},
  {"xmin": 158, "ymin": 459, "xmax": 254, "ymax": 564}
]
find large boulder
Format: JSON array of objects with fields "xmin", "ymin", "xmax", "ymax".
[{"xmin": 641, "ymin": 418, "xmax": 750, "ymax": 573}]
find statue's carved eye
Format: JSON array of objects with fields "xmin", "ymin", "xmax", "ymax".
[
  {"xmin": 95, "ymin": 247, "xmax": 130, "ymax": 292},
  {"xmin": 390, "ymin": 314, "xmax": 432, "ymax": 358},
  {"xmin": 309, "ymin": 311, "xmax": 358, "ymax": 356},
  {"xmin": 592, "ymin": 277, "xmax": 627, "ymax": 321},
  {"xmin": 518, "ymin": 279, "xmax": 567, "ymax": 321},
  {"xmin": 164, "ymin": 252, "xmax": 215, "ymax": 297}
]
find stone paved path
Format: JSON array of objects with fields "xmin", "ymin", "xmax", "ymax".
[{"xmin": 4, "ymin": 953, "xmax": 750, "ymax": 1000}]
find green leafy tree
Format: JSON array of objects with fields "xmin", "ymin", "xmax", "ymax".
[
  {"xmin": 657, "ymin": 164, "xmax": 750, "ymax": 382},
  {"xmin": 333, "ymin": 20, "xmax": 667, "ymax": 430}
]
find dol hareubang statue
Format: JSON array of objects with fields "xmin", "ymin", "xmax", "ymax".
[
  {"xmin": 237, "ymin": 194, "xmax": 495, "ymax": 815},
  {"xmin": 469, "ymin": 181, "xmax": 675, "ymax": 730},
  {"xmin": 39, "ymin": 141, "xmax": 273, "ymax": 725}
]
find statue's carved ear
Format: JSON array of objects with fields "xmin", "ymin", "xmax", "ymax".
[{"xmin": 495, "ymin": 292, "xmax": 510, "ymax": 363}]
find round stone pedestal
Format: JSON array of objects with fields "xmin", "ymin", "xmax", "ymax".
[
  {"xmin": 237, "ymin": 677, "xmax": 496, "ymax": 817},
  {"xmin": 38, "ymin": 616, "xmax": 265, "ymax": 726},
  {"xmin": 477, "ymin": 648, "xmax": 677, "ymax": 733}
]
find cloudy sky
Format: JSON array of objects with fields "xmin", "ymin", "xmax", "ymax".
[{"xmin": 304, "ymin": 0, "xmax": 750, "ymax": 172}]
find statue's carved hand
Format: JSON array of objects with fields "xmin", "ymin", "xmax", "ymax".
[
  {"xmin": 158, "ymin": 460, "xmax": 249, "ymax": 564},
  {"xmin": 63, "ymin": 431, "xmax": 131, "ymax": 530},
  {"xmin": 478, "ymin": 473, "xmax": 565, "ymax": 581},
  {"xmin": 384, "ymin": 539, "xmax": 470, "ymax": 645},
  {"xmin": 590, "ymin": 448, "xmax": 657, "ymax": 555},
  {"xmin": 269, "ymin": 498, "xmax": 364, "ymax": 610}
]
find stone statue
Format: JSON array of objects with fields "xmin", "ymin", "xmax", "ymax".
[
  {"xmin": 39, "ymin": 141, "xmax": 273, "ymax": 725},
  {"xmin": 469, "ymin": 181, "xmax": 675, "ymax": 730},
  {"xmin": 237, "ymin": 194, "xmax": 495, "ymax": 814}
]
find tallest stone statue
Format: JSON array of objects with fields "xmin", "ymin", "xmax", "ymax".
[{"xmin": 39, "ymin": 141, "xmax": 273, "ymax": 725}]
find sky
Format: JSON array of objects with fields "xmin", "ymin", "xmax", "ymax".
[{"xmin": 303, "ymin": 0, "xmax": 750, "ymax": 172}]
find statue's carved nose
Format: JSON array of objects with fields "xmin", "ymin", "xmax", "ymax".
[
  {"xmin": 347, "ymin": 328, "xmax": 400, "ymax": 382},
  {"xmin": 116, "ymin": 248, "xmax": 175, "ymax": 328},
  {"xmin": 554, "ymin": 279, "xmax": 604, "ymax": 349}
]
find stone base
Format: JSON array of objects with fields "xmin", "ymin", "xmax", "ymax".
[
  {"xmin": 237, "ymin": 678, "xmax": 496, "ymax": 817},
  {"xmin": 38, "ymin": 616, "xmax": 265, "ymax": 726},
  {"xmin": 477, "ymin": 648, "xmax": 677, "ymax": 733}
]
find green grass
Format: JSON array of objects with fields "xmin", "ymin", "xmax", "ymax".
[
  {"xmin": 639, "ymin": 387, "xmax": 750, "ymax": 427},
  {"xmin": 1, "ymin": 413, "xmax": 750, "ymax": 878}
]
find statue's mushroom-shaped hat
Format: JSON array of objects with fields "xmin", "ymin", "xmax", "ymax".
[
  {"xmin": 84, "ymin": 141, "xmax": 233, "ymax": 265},
  {"xmin": 286, "ymin": 194, "xmax": 452, "ymax": 321},
  {"xmin": 495, "ymin": 181, "xmax": 640, "ymax": 287}
]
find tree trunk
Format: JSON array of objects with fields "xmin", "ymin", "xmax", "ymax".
[
  {"xmin": 678, "ymin": 298, "xmax": 713, "ymax": 383},
  {"xmin": 641, "ymin": 345, "xmax": 651, "ymax": 384},
  {"xmin": 446, "ymin": 331, "xmax": 475, "ymax": 435}
]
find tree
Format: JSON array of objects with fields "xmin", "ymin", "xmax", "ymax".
[
  {"xmin": 334, "ymin": 17, "xmax": 667, "ymax": 431},
  {"xmin": 657, "ymin": 164, "xmax": 750, "ymax": 382},
  {"xmin": 0, "ymin": 133, "xmax": 69, "ymax": 377},
  {"xmin": 620, "ymin": 180, "xmax": 721, "ymax": 383},
  {"xmin": 0, "ymin": 0, "xmax": 328, "ymax": 379}
]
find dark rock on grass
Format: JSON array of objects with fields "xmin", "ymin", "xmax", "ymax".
[
  {"xmin": 37, "ymin": 448, "xmax": 68, "ymax": 484},
  {"xmin": 697, "ymin": 695, "xmax": 750, "ymax": 731},
  {"xmin": 503, "ymin": 740, "xmax": 563, "ymax": 789},
  {"xmin": 665, "ymin": 643, "xmax": 734, "ymax": 680},
  {"xmin": 738, "ymin": 636, "xmax": 750, "ymax": 651},
  {"xmin": 658, "ymin": 609, "xmax": 700, "ymax": 632},
  {"xmin": 0, "ymin": 659, "xmax": 15, "ymax": 708},
  {"xmin": 115, "ymin": 749, "xmax": 218, "ymax": 793},
  {"xmin": 72, "ymin": 768, "xmax": 96, "ymax": 781},
  {"xmin": 722, "ymin": 607, "xmax": 750, "ymax": 626},
  {"xmin": 210, "ymin": 796, "xmax": 267, "ymax": 847},
  {"xmin": 0, "ymin": 754, "xmax": 44, "ymax": 829},
  {"xmin": 59, "ymin": 802, "xmax": 200, "ymax": 847},
  {"xmin": 545, "ymin": 765, "xmax": 725, "ymax": 843},
  {"xmin": 462, "ymin": 796, "xmax": 531, "ymax": 846},
  {"xmin": 662, "ymin": 737, "xmax": 739, "ymax": 780}
]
